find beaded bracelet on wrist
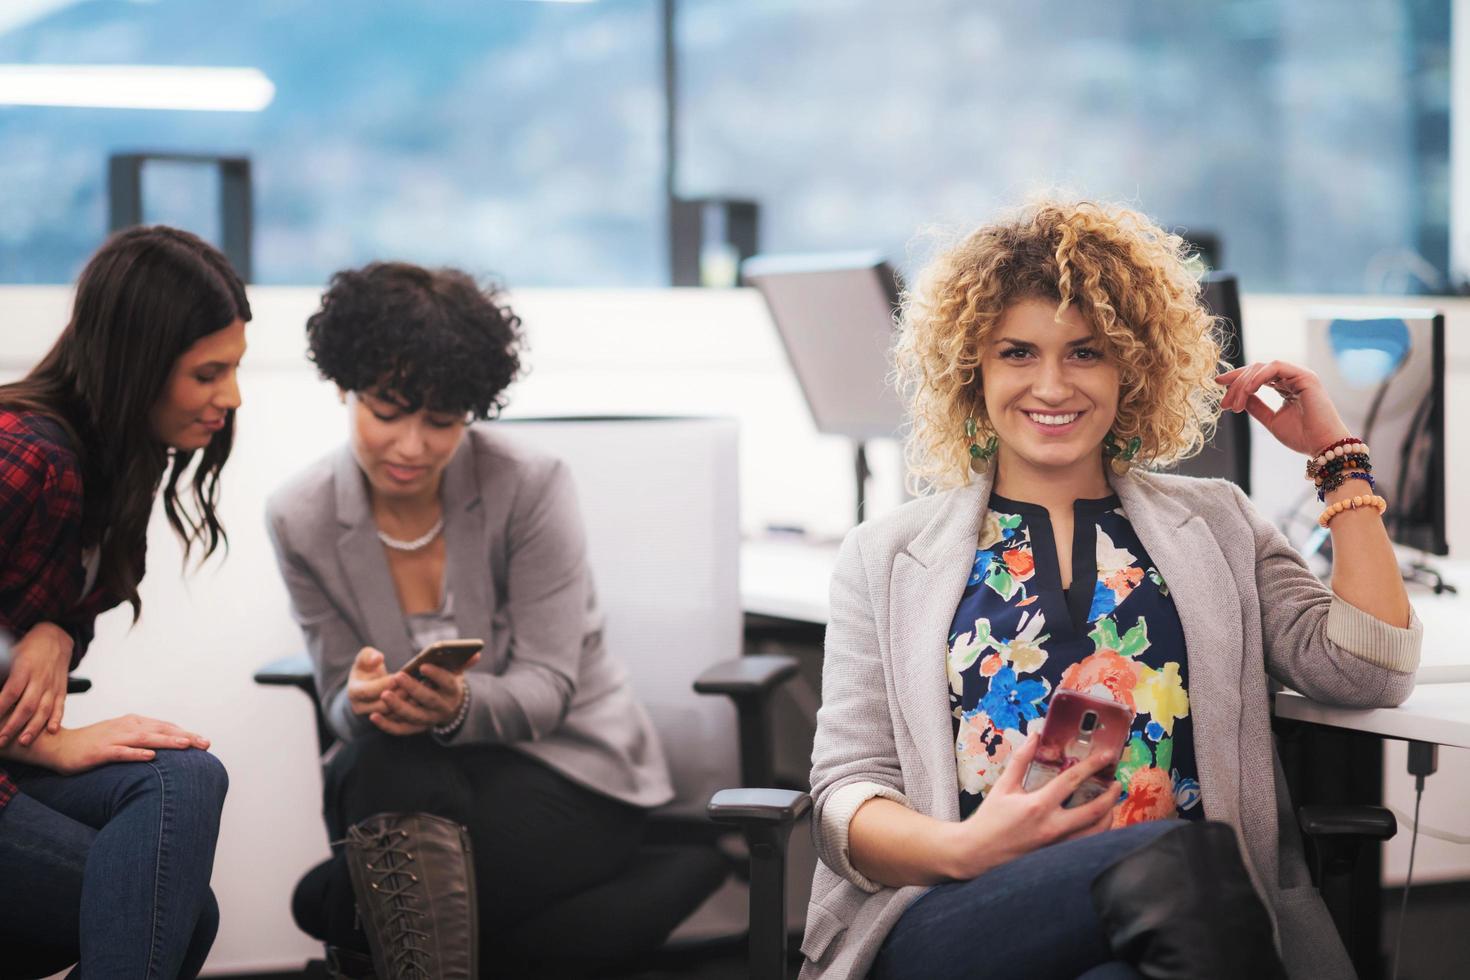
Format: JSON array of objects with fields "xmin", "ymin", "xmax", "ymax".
[
  {"xmin": 1314, "ymin": 459, "xmax": 1373, "ymax": 493},
  {"xmin": 433, "ymin": 681, "xmax": 472, "ymax": 738},
  {"xmin": 1312, "ymin": 452, "xmax": 1372, "ymax": 480},
  {"xmin": 1306, "ymin": 440, "xmax": 1370, "ymax": 480},
  {"xmin": 1318, "ymin": 493, "xmax": 1387, "ymax": 528},
  {"xmin": 1317, "ymin": 469, "xmax": 1375, "ymax": 502}
]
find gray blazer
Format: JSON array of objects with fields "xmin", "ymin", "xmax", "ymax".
[
  {"xmin": 802, "ymin": 468, "xmax": 1422, "ymax": 980},
  {"xmin": 266, "ymin": 425, "xmax": 675, "ymax": 810}
]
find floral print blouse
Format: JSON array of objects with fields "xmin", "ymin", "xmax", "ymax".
[{"xmin": 948, "ymin": 493, "xmax": 1203, "ymax": 827}]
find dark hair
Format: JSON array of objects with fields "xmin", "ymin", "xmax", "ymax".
[
  {"xmin": 0, "ymin": 225, "xmax": 251, "ymax": 619},
  {"xmin": 306, "ymin": 262, "xmax": 524, "ymax": 418}
]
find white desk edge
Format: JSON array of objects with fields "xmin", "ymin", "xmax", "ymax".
[{"xmin": 742, "ymin": 538, "xmax": 1470, "ymax": 748}]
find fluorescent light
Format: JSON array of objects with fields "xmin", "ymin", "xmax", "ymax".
[
  {"xmin": 0, "ymin": 1, "xmax": 86, "ymax": 37},
  {"xmin": 0, "ymin": 65, "xmax": 275, "ymax": 111}
]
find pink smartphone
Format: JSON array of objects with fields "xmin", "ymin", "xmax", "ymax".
[{"xmin": 1021, "ymin": 689, "xmax": 1133, "ymax": 807}]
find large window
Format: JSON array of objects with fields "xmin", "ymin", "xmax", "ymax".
[
  {"xmin": 0, "ymin": 0, "xmax": 1451, "ymax": 293},
  {"xmin": 676, "ymin": 0, "xmax": 1451, "ymax": 294},
  {"xmin": 0, "ymin": 0, "xmax": 664, "ymax": 285}
]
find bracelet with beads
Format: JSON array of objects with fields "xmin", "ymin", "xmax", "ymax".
[
  {"xmin": 1307, "ymin": 439, "xmax": 1370, "ymax": 479},
  {"xmin": 432, "ymin": 680, "xmax": 472, "ymax": 739},
  {"xmin": 1313, "ymin": 456, "xmax": 1372, "ymax": 489},
  {"xmin": 1317, "ymin": 469, "xmax": 1376, "ymax": 502},
  {"xmin": 1317, "ymin": 493, "xmax": 1387, "ymax": 528}
]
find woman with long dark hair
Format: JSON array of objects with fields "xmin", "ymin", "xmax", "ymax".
[{"xmin": 0, "ymin": 225, "xmax": 249, "ymax": 978}]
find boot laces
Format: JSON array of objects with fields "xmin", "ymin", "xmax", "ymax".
[{"xmin": 348, "ymin": 825, "xmax": 433, "ymax": 980}]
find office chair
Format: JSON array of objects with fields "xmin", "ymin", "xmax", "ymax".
[
  {"xmin": 257, "ymin": 652, "xmax": 806, "ymax": 978},
  {"xmin": 258, "ymin": 417, "xmax": 811, "ymax": 980}
]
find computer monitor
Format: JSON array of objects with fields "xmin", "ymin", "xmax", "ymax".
[
  {"xmin": 1170, "ymin": 272, "xmax": 1251, "ymax": 493},
  {"xmin": 741, "ymin": 251, "xmax": 906, "ymax": 441},
  {"xmin": 742, "ymin": 252, "xmax": 907, "ymax": 523},
  {"xmin": 1305, "ymin": 308, "xmax": 1447, "ymax": 556}
]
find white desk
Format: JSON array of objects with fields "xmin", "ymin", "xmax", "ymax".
[
  {"xmin": 741, "ymin": 536, "xmax": 838, "ymax": 623},
  {"xmin": 1274, "ymin": 684, "xmax": 1470, "ymax": 749},
  {"xmin": 743, "ymin": 538, "xmax": 1470, "ymax": 743},
  {"xmin": 1272, "ymin": 581, "xmax": 1470, "ymax": 747}
]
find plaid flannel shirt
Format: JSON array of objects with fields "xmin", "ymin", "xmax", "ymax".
[{"xmin": 0, "ymin": 409, "xmax": 119, "ymax": 809}]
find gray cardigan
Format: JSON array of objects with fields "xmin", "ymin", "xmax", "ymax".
[
  {"xmin": 266, "ymin": 426, "xmax": 675, "ymax": 810},
  {"xmin": 801, "ymin": 468, "xmax": 1421, "ymax": 980}
]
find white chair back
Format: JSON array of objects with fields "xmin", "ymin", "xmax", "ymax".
[{"xmin": 497, "ymin": 416, "xmax": 742, "ymax": 820}]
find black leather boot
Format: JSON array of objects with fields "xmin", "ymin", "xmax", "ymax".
[
  {"xmin": 324, "ymin": 945, "xmax": 379, "ymax": 979},
  {"xmin": 1090, "ymin": 821, "xmax": 1288, "ymax": 980},
  {"xmin": 343, "ymin": 812, "xmax": 479, "ymax": 980}
]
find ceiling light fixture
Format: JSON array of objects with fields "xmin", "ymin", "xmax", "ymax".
[{"xmin": 0, "ymin": 64, "xmax": 276, "ymax": 111}]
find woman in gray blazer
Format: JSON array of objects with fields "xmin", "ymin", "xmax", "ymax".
[
  {"xmin": 802, "ymin": 200, "xmax": 1420, "ymax": 980},
  {"xmin": 266, "ymin": 263, "xmax": 674, "ymax": 978}
]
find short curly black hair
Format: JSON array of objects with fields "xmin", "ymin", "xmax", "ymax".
[{"xmin": 306, "ymin": 262, "xmax": 524, "ymax": 419}]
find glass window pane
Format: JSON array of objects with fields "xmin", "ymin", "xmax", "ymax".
[
  {"xmin": 677, "ymin": 0, "xmax": 1451, "ymax": 294},
  {"xmin": 0, "ymin": 0, "xmax": 664, "ymax": 285}
]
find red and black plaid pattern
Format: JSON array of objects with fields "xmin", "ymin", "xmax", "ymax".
[
  {"xmin": 0, "ymin": 409, "xmax": 116, "ymax": 809},
  {"xmin": 0, "ymin": 410, "xmax": 88, "ymax": 642}
]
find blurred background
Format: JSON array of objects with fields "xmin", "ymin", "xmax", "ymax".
[
  {"xmin": 0, "ymin": 0, "xmax": 1456, "ymax": 293},
  {"xmin": 4, "ymin": 3, "xmax": 1470, "ymax": 978}
]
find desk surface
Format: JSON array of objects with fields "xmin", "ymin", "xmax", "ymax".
[
  {"xmin": 1275, "ymin": 683, "xmax": 1470, "ymax": 749},
  {"xmin": 742, "ymin": 537, "xmax": 1470, "ymax": 745},
  {"xmin": 742, "ymin": 536, "xmax": 838, "ymax": 623}
]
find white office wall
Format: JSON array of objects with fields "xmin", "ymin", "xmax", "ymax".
[{"xmin": 2, "ymin": 285, "xmax": 1468, "ymax": 968}]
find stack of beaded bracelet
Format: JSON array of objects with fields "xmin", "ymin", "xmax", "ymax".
[
  {"xmin": 1318, "ymin": 492, "xmax": 1388, "ymax": 528},
  {"xmin": 1307, "ymin": 437, "xmax": 1374, "ymax": 502},
  {"xmin": 1308, "ymin": 435, "xmax": 1386, "ymax": 527},
  {"xmin": 1317, "ymin": 467, "xmax": 1376, "ymax": 501}
]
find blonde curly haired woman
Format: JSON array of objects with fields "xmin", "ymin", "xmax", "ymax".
[{"xmin": 801, "ymin": 199, "xmax": 1421, "ymax": 980}]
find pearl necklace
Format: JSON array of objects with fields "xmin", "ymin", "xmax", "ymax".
[{"xmin": 376, "ymin": 517, "xmax": 445, "ymax": 552}]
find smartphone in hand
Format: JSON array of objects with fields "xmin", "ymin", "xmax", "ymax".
[
  {"xmin": 402, "ymin": 639, "xmax": 484, "ymax": 681},
  {"xmin": 1021, "ymin": 689, "xmax": 1133, "ymax": 808}
]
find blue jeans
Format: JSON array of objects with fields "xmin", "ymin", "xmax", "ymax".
[
  {"xmin": 0, "ymin": 748, "xmax": 228, "ymax": 979},
  {"xmin": 871, "ymin": 820, "xmax": 1179, "ymax": 980}
]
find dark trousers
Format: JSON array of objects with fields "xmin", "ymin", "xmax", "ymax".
[
  {"xmin": 871, "ymin": 821, "xmax": 1180, "ymax": 980},
  {"xmin": 311, "ymin": 732, "xmax": 647, "ymax": 969}
]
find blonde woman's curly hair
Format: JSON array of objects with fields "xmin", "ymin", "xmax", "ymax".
[{"xmin": 895, "ymin": 198, "xmax": 1225, "ymax": 492}]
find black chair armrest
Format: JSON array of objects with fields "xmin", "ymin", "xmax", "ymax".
[
  {"xmin": 694, "ymin": 655, "xmax": 800, "ymax": 789},
  {"xmin": 708, "ymin": 787, "xmax": 811, "ymax": 827},
  {"xmin": 254, "ymin": 653, "xmax": 315, "ymax": 688},
  {"xmin": 254, "ymin": 654, "xmax": 335, "ymax": 756},
  {"xmin": 694, "ymin": 655, "xmax": 799, "ymax": 699},
  {"xmin": 1299, "ymin": 804, "xmax": 1396, "ymax": 841},
  {"xmin": 1298, "ymin": 804, "xmax": 1396, "ymax": 948},
  {"xmin": 66, "ymin": 676, "xmax": 91, "ymax": 694},
  {"xmin": 709, "ymin": 788, "xmax": 811, "ymax": 980}
]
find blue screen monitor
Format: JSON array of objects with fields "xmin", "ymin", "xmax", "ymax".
[{"xmin": 1306, "ymin": 308, "xmax": 1447, "ymax": 556}]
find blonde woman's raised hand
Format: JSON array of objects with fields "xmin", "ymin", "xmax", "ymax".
[{"xmin": 1216, "ymin": 361, "xmax": 1352, "ymax": 456}]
